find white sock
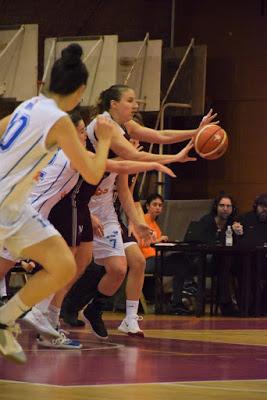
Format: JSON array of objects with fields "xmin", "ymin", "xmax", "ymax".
[
  {"xmin": 126, "ymin": 300, "xmax": 139, "ymax": 318},
  {"xmin": 35, "ymin": 294, "xmax": 54, "ymax": 314},
  {"xmin": 0, "ymin": 278, "xmax": 7, "ymax": 297},
  {"xmin": 47, "ymin": 304, "xmax": 60, "ymax": 329},
  {"xmin": 0, "ymin": 293, "xmax": 30, "ymax": 326}
]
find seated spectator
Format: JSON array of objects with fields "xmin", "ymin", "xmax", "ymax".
[
  {"xmin": 232, "ymin": 193, "xmax": 267, "ymax": 314},
  {"xmin": 185, "ymin": 192, "xmax": 240, "ymax": 316},
  {"xmin": 233, "ymin": 193, "xmax": 267, "ymax": 245},
  {"xmin": 140, "ymin": 193, "xmax": 194, "ymax": 315}
]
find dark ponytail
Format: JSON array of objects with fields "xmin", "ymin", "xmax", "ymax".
[
  {"xmin": 92, "ymin": 84, "xmax": 130, "ymax": 117},
  {"xmin": 69, "ymin": 109, "xmax": 83, "ymax": 127},
  {"xmin": 49, "ymin": 43, "xmax": 88, "ymax": 95}
]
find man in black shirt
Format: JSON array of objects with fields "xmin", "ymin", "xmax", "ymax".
[
  {"xmin": 232, "ymin": 193, "xmax": 267, "ymax": 314},
  {"xmin": 185, "ymin": 192, "xmax": 239, "ymax": 316},
  {"xmin": 233, "ymin": 193, "xmax": 267, "ymax": 246}
]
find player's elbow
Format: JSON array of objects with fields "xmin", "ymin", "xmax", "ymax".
[{"xmin": 82, "ymin": 171, "xmax": 102, "ymax": 186}]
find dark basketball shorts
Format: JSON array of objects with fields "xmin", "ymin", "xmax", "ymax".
[{"xmin": 49, "ymin": 199, "xmax": 93, "ymax": 247}]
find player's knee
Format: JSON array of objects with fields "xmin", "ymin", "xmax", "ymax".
[
  {"xmin": 109, "ymin": 265, "xmax": 126, "ymax": 284},
  {"xmin": 130, "ymin": 255, "xmax": 146, "ymax": 274},
  {"xmin": 65, "ymin": 257, "xmax": 77, "ymax": 282},
  {"xmin": 54, "ymin": 254, "xmax": 76, "ymax": 284},
  {"xmin": 136, "ymin": 255, "xmax": 146, "ymax": 273}
]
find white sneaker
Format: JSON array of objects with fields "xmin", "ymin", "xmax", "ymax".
[
  {"xmin": 118, "ymin": 315, "xmax": 144, "ymax": 337},
  {"xmin": 0, "ymin": 322, "xmax": 26, "ymax": 363},
  {"xmin": 22, "ymin": 307, "xmax": 60, "ymax": 338},
  {"xmin": 36, "ymin": 331, "xmax": 82, "ymax": 349}
]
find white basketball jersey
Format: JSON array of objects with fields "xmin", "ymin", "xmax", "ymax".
[
  {"xmin": 87, "ymin": 112, "xmax": 124, "ymax": 225},
  {"xmin": 30, "ymin": 149, "xmax": 79, "ymax": 218},
  {"xmin": 89, "ymin": 172, "xmax": 118, "ymax": 224},
  {"xmin": 86, "ymin": 111, "xmax": 126, "ymax": 148},
  {"xmin": 0, "ymin": 95, "xmax": 66, "ymax": 238}
]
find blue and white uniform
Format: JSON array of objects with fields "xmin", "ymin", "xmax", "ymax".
[
  {"xmin": 87, "ymin": 111, "xmax": 125, "ymax": 260},
  {"xmin": 0, "ymin": 95, "xmax": 66, "ymax": 258},
  {"xmin": 30, "ymin": 149, "xmax": 78, "ymax": 219},
  {"xmin": 2, "ymin": 149, "xmax": 78, "ymax": 262}
]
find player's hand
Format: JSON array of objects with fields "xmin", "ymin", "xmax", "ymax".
[
  {"xmin": 153, "ymin": 163, "xmax": 176, "ymax": 178},
  {"xmin": 130, "ymin": 138, "xmax": 143, "ymax": 152},
  {"xmin": 95, "ymin": 116, "xmax": 115, "ymax": 142},
  {"xmin": 174, "ymin": 140, "xmax": 197, "ymax": 163},
  {"xmin": 91, "ymin": 214, "xmax": 104, "ymax": 237},
  {"xmin": 133, "ymin": 223, "xmax": 154, "ymax": 245},
  {"xmin": 198, "ymin": 109, "xmax": 219, "ymax": 131}
]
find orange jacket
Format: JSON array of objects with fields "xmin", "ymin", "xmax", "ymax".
[{"xmin": 140, "ymin": 214, "xmax": 162, "ymax": 259}]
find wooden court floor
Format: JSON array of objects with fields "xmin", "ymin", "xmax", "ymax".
[{"xmin": 1, "ymin": 313, "xmax": 267, "ymax": 400}]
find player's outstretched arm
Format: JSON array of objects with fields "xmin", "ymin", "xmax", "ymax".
[
  {"xmin": 106, "ymin": 159, "xmax": 176, "ymax": 177},
  {"xmin": 110, "ymin": 123, "xmax": 195, "ymax": 165},
  {"xmin": 124, "ymin": 109, "xmax": 219, "ymax": 145}
]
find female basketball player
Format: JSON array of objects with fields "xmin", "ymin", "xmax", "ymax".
[
  {"xmin": 92, "ymin": 84, "xmax": 218, "ymax": 153},
  {"xmin": 0, "ymin": 110, "xmax": 176, "ymax": 349},
  {"xmin": 59, "ymin": 87, "xmax": 218, "ymax": 338},
  {"xmin": 0, "ymin": 43, "xmax": 115, "ymax": 363}
]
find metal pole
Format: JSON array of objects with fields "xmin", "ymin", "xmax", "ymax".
[
  {"xmin": 155, "ymin": 38, "xmax": 194, "ymax": 130},
  {"xmin": 0, "ymin": 25, "xmax": 25, "ymax": 62},
  {"xmin": 124, "ymin": 32, "xmax": 149, "ymax": 85},
  {"xmin": 39, "ymin": 38, "xmax": 56, "ymax": 94},
  {"xmin": 139, "ymin": 39, "xmax": 194, "ymax": 197},
  {"xmin": 88, "ymin": 38, "xmax": 104, "ymax": 105},
  {"xmin": 138, "ymin": 35, "xmax": 149, "ymax": 111},
  {"xmin": 83, "ymin": 37, "xmax": 103, "ymax": 64}
]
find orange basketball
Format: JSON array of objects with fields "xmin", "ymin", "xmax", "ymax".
[{"xmin": 194, "ymin": 124, "xmax": 228, "ymax": 160}]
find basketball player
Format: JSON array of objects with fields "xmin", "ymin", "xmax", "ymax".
[
  {"xmin": 91, "ymin": 84, "xmax": 218, "ymax": 155},
  {"xmin": 59, "ymin": 86, "xmax": 218, "ymax": 337},
  {"xmin": 0, "ymin": 111, "xmax": 176, "ymax": 349},
  {"xmin": 0, "ymin": 43, "xmax": 115, "ymax": 363}
]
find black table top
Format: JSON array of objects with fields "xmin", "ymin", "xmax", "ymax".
[{"xmin": 152, "ymin": 241, "xmax": 267, "ymax": 253}]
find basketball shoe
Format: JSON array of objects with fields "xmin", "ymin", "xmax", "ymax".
[
  {"xmin": 118, "ymin": 315, "xmax": 144, "ymax": 337},
  {"xmin": 36, "ymin": 330, "xmax": 82, "ymax": 349},
  {"xmin": 0, "ymin": 322, "xmax": 26, "ymax": 363},
  {"xmin": 83, "ymin": 300, "xmax": 108, "ymax": 340},
  {"xmin": 22, "ymin": 307, "xmax": 60, "ymax": 338}
]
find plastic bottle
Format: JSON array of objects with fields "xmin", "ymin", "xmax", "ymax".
[{"xmin": 225, "ymin": 225, "xmax": 233, "ymax": 247}]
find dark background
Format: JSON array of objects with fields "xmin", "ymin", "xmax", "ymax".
[{"xmin": 1, "ymin": 0, "xmax": 266, "ymax": 211}]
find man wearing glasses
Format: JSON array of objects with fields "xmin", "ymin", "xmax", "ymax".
[{"xmin": 185, "ymin": 192, "xmax": 239, "ymax": 316}]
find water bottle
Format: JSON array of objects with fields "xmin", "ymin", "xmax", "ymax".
[{"xmin": 225, "ymin": 225, "xmax": 233, "ymax": 247}]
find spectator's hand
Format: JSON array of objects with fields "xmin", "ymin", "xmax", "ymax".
[
  {"xmin": 91, "ymin": 214, "xmax": 104, "ymax": 237},
  {"xmin": 232, "ymin": 221, "xmax": 243, "ymax": 236},
  {"xmin": 151, "ymin": 230, "xmax": 157, "ymax": 243},
  {"xmin": 160, "ymin": 235, "xmax": 169, "ymax": 242}
]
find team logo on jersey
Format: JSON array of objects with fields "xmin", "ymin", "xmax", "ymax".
[
  {"xmin": 33, "ymin": 170, "xmax": 44, "ymax": 182},
  {"xmin": 95, "ymin": 187, "xmax": 109, "ymax": 196}
]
